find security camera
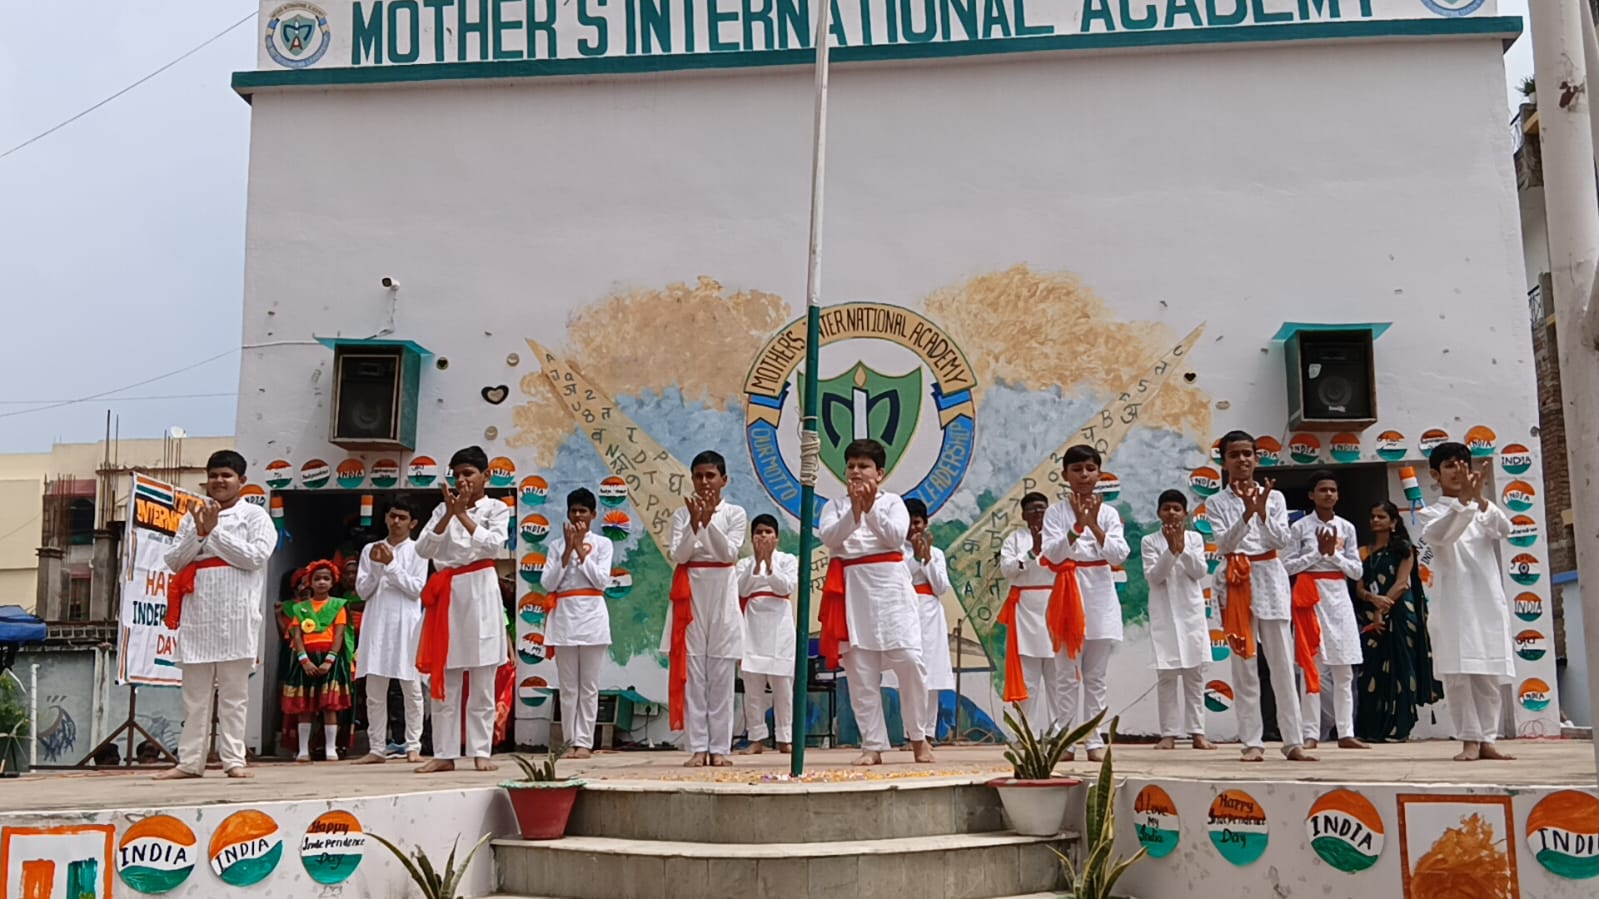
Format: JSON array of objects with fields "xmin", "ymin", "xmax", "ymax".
[{"xmin": 381, "ymin": 277, "xmax": 400, "ymax": 289}]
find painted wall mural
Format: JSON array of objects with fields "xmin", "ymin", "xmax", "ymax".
[{"xmin": 1, "ymin": 825, "xmax": 114, "ymax": 899}]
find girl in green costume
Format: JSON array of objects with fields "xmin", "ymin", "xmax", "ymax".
[{"xmin": 282, "ymin": 560, "xmax": 354, "ymax": 762}]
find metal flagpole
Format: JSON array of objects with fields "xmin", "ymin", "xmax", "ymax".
[{"xmin": 790, "ymin": 0, "xmax": 835, "ymax": 778}]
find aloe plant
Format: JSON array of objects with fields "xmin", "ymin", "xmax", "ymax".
[
  {"xmin": 368, "ymin": 832, "xmax": 494, "ymax": 899},
  {"xmin": 1001, "ymin": 703, "xmax": 1106, "ymax": 781},
  {"xmin": 1053, "ymin": 717, "xmax": 1147, "ymax": 899},
  {"xmin": 509, "ymin": 741, "xmax": 568, "ymax": 783}
]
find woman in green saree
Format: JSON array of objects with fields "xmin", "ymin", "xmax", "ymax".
[{"xmin": 1354, "ymin": 501, "xmax": 1442, "ymax": 742}]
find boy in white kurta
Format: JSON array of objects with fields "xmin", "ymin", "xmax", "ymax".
[
  {"xmin": 736, "ymin": 514, "xmax": 797, "ymax": 754},
  {"xmin": 1417, "ymin": 442, "xmax": 1517, "ymax": 762},
  {"xmin": 1041, "ymin": 445, "xmax": 1130, "ymax": 761},
  {"xmin": 902, "ymin": 498, "xmax": 954, "ymax": 744},
  {"xmin": 1140, "ymin": 490, "xmax": 1214, "ymax": 751},
  {"xmin": 415, "ymin": 446, "xmax": 511, "ymax": 773},
  {"xmin": 353, "ymin": 500, "xmax": 428, "ymax": 764},
  {"xmin": 1285, "ymin": 471, "xmax": 1368, "ymax": 750},
  {"xmin": 998, "ymin": 493, "xmax": 1067, "ymax": 736},
  {"xmin": 156, "ymin": 450, "xmax": 276, "ymax": 780},
  {"xmin": 818, "ymin": 438, "xmax": 933, "ymax": 765},
  {"xmin": 666, "ymin": 451, "xmax": 747, "ymax": 767},
  {"xmin": 541, "ymin": 488, "xmax": 613, "ymax": 759}
]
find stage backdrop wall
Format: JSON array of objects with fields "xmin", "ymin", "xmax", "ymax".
[{"xmin": 228, "ymin": 6, "xmax": 1556, "ymax": 746}]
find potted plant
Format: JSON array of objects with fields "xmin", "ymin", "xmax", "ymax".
[
  {"xmin": 987, "ymin": 704, "xmax": 1105, "ymax": 836},
  {"xmin": 1519, "ymin": 75, "xmax": 1536, "ymax": 106},
  {"xmin": 0, "ymin": 674, "xmax": 29, "ymax": 777},
  {"xmin": 1054, "ymin": 717, "xmax": 1146, "ymax": 899},
  {"xmin": 368, "ymin": 832, "xmax": 494, "ymax": 899},
  {"xmin": 501, "ymin": 742, "xmax": 585, "ymax": 840}
]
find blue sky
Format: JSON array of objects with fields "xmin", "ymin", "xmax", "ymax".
[{"xmin": 0, "ymin": 2, "xmax": 1536, "ymax": 453}]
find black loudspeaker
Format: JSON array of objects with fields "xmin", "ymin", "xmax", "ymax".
[
  {"xmin": 1284, "ymin": 329, "xmax": 1377, "ymax": 430},
  {"xmin": 330, "ymin": 347, "xmax": 418, "ymax": 449}
]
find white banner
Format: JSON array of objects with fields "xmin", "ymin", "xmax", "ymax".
[{"xmin": 116, "ymin": 474, "xmax": 206, "ymax": 685}]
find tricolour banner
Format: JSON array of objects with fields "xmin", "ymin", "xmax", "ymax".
[{"xmin": 116, "ymin": 474, "xmax": 206, "ymax": 685}]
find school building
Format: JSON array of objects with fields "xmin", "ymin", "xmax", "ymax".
[{"xmin": 229, "ymin": 0, "xmax": 1555, "ymax": 752}]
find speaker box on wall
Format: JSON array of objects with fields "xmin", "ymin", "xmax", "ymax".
[
  {"xmin": 329, "ymin": 346, "xmax": 421, "ymax": 449},
  {"xmin": 1284, "ymin": 329, "xmax": 1377, "ymax": 430}
]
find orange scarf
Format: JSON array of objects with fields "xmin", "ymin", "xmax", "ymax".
[
  {"xmin": 1291, "ymin": 572, "xmax": 1339, "ymax": 695},
  {"xmin": 817, "ymin": 551, "xmax": 905, "ymax": 671},
  {"xmin": 417, "ymin": 558, "xmax": 497, "ymax": 701},
  {"xmin": 540, "ymin": 588, "xmax": 606, "ymax": 661},
  {"xmin": 164, "ymin": 557, "xmax": 230, "ymax": 630},
  {"xmin": 739, "ymin": 590, "xmax": 786, "ymax": 614},
  {"xmin": 1040, "ymin": 556, "xmax": 1109, "ymax": 660},
  {"xmin": 1222, "ymin": 550, "xmax": 1277, "ymax": 660},
  {"xmin": 996, "ymin": 585, "xmax": 1051, "ymax": 703},
  {"xmin": 668, "ymin": 561, "xmax": 735, "ymax": 730},
  {"xmin": 913, "ymin": 582, "xmax": 936, "ymax": 596}
]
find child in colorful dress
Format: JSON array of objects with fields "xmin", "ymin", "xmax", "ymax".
[{"xmin": 282, "ymin": 559, "xmax": 354, "ymax": 762}]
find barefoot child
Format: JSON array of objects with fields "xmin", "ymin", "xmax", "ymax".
[
  {"xmin": 1417, "ymin": 442, "xmax": 1516, "ymax": 762},
  {"xmin": 283, "ymin": 561, "xmax": 354, "ymax": 762},
  {"xmin": 1140, "ymin": 490, "xmax": 1214, "ymax": 751},
  {"xmin": 998, "ymin": 492, "xmax": 1067, "ymax": 735},
  {"xmin": 1210, "ymin": 431, "xmax": 1315, "ymax": 763},
  {"xmin": 904, "ymin": 498, "xmax": 954, "ymax": 745},
  {"xmin": 541, "ymin": 488, "xmax": 613, "ymax": 760},
  {"xmin": 818, "ymin": 438, "xmax": 933, "ymax": 765},
  {"xmin": 667, "ymin": 451, "xmax": 747, "ymax": 767},
  {"xmin": 1285, "ymin": 470, "xmax": 1368, "ymax": 751},
  {"xmin": 1041, "ymin": 445, "xmax": 1130, "ymax": 762},
  {"xmin": 736, "ymin": 514, "xmax": 797, "ymax": 754},
  {"xmin": 414, "ymin": 446, "xmax": 511, "ymax": 773},
  {"xmin": 353, "ymin": 500, "xmax": 428, "ymax": 764}
]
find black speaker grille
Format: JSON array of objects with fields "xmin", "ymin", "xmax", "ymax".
[{"xmin": 335, "ymin": 353, "xmax": 399, "ymax": 441}]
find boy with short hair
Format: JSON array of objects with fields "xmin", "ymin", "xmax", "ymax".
[
  {"xmin": 155, "ymin": 450, "xmax": 276, "ymax": 780},
  {"xmin": 735, "ymin": 514, "xmax": 798, "ymax": 754},
  {"xmin": 1210, "ymin": 431, "xmax": 1315, "ymax": 762},
  {"xmin": 414, "ymin": 445, "xmax": 511, "ymax": 773},
  {"xmin": 1141, "ymin": 490, "xmax": 1214, "ymax": 751},
  {"xmin": 998, "ymin": 492, "xmax": 1068, "ymax": 736},
  {"xmin": 1417, "ymin": 442, "xmax": 1516, "ymax": 762},
  {"xmin": 903, "ymin": 498, "xmax": 954, "ymax": 745},
  {"xmin": 666, "ymin": 451, "xmax": 747, "ymax": 767},
  {"xmin": 1285, "ymin": 470, "xmax": 1368, "ymax": 751},
  {"xmin": 353, "ymin": 498, "xmax": 428, "ymax": 764},
  {"xmin": 818, "ymin": 438, "xmax": 933, "ymax": 765},
  {"xmin": 1041, "ymin": 445, "xmax": 1130, "ymax": 762},
  {"xmin": 541, "ymin": 488, "xmax": 613, "ymax": 760}
]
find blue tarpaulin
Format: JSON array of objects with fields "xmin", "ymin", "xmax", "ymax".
[{"xmin": 0, "ymin": 606, "xmax": 46, "ymax": 644}]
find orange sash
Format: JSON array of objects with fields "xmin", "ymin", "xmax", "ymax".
[
  {"xmin": 668, "ymin": 561, "xmax": 735, "ymax": 730},
  {"xmin": 818, "ymin": 551, "xmax": 905, "ymax": 670},
  {"xmin": 164, "ymin": 557, "xmax": 231, "ymax": 630},
  {"xmin": 541, "ymin": 588, "xmax": 606, "ymax": 661},
  {"xmin": 417, "ymin": 558, "xmax": 497, "ymax": 701},
  {"xmin": 1040, "ymin": 556, "xmax": 1110, "ymax": 660},
  {"xmin": 739, "ymin": 590, "xmax": 786, "ymax": 614},
  {"xmin": 913, "ymin": 582, "xmax": 936, "ymax": 597},
  {"xmin": 1222, "ymin": 550, "xmax": 1278, "ymax": 660},
  {"xmin": 996, "ymin": 585, "xmax": 1050, "ymax": 703},
  {"xmin": 1291, "ymin": 572, "xmax": 1340, "ymax": 695}
]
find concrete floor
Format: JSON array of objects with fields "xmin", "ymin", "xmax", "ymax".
[{"xmin": 4, "ymin": 739, "xmax": 1592, "ymax": 814}]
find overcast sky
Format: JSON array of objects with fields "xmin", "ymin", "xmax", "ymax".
[{"xmin": 0, "ymin": 2, "xmax": 1537, "ymax": 454}]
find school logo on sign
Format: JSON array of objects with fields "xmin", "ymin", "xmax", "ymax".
[
  {"xmin": 1419, "ymin": 0, "xmax": 1487, "ymax": 19},
  {"xmin": 1306, "ymin": 789, "xmax": 1385, "ymax": 873},
  {"xmin": 1526, "ymin": 790, "xmax": 1599, "ymax": 880},
  {"xmin": 1134, "ymin": 786, "xmax": 1181, "ymax": 859},
  {"xmin": 265, "ymin": 3, "xmax": 331, "ymax": 69},
  {"xmin": 745, "ymin": 304, "xmax": 976, "ymax": 520}
]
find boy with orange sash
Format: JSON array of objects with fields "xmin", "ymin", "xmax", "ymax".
[
  {"xmin": 1285, "ymin": 470, "xmax": 1368, "ymax": 750},
  {"xmin": 818, "ymin": 438, "xmax": 933, "ymax": 766},
  {"xmin": 1210, "ymin": 431, "xmax": 1315, "ymax": 763},
  {"xmin": 414, "ymin": 446, "xmax": 511, "ymax": 773},
  {"xmin": 666, "ymin": 451, "xmax": 747, "ymax": 768},
  {"xmin": 1141, "ymin": 490, "xmax": 1214, "ymax": 751},
  {"xmin": 1041, "ymin": 445, "xmax": 1129, "ymax": 762},
  {"xmin": 540, "ymin": 488, "xmax": 613, "ymax": 760},
  {"xmin": 998, "ymin": 492, "xmax": 1068, "ymax": 736}
]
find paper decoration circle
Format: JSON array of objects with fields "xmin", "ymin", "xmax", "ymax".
[
  {"xmin": 599, "ymin": 476, "xmax": 629, "ymax": 507},
  {"xmin": 520, "ymin": 514, "xmax": 550, "ymax": 545},
  {"xmin": 370, "ymin": 458, "xmax": 400, "ymax": 488},
  {"xmin": 1376, "ymin": 430, "xmax": 1406, "ymax": 462},
  {"xmin": 300, "ymin": 811, "xmax": 365, "ymax": 885},
  {"xmin": 1519, "ymin": 677, "xmax": 1552, "ymax": 711},
  {"xmin": 519, "ymin": 676, "xmax": 549, "ymax": 707},
  {"xmin": 1515, "ymin": 629, "xmax": 1548, "ymax": 661},
  {"xmin": 1209, "ymin": 629, "xmax": 1231, "ymax": 662},
  {"xmin": 1514, "ymin": 592, "xmax": 1544, "ymax": 622},
  {"xmin": 208, "ymin": 810, "xmax": 283, "ymax": 886},
  {"xmin": 488, "ymin": 457, "xmax": 516, "ymax": 488},
  {"xmin": 1208, "ymin": 789, "xmax": 1268, "ymax": 866},
  {"xmin": 407, "ymin": 456, "xmax": 438, "ymax": 487},
  {"xmin": 265, "ymin": 459, "xmax": 294, "ymax": 489},
  {"xmin": 601, "ymin": 510, "xmax": 632, "ymax": 542},
  {"xmin": 1190, "ymin": 467, "xmax": 1222, "ymax": 497},
  {"xmin": 335, "ymin": 458, "xmax": 366, "ymax": 489},
  {"xmin": 519, "ymin": 475, "xmax": 549, "ymax": 507},
  {"xmin": 1465, "ymin": 425, "xmax": 1497, "ymax": 457},
  {"xmin": 119, "ymin": 815, "xmax": 198, "ymax": 894},
  {"xmin": 1500, "ymin": 443, "xmax": 1533, "ymax": 475},
  {"xmin": 1329, "ymin": 433, "xmax": 1361, "ymax": 464},
  {"xmin": 1306, "ymin": 789, "xmax": 1384, "ymax": 873},
  {"xmin": 1203, "ymin": 680, "xmax": 1233, "ymax": 713},
  {"xmin": 606, "ymin": 568, "xmax": 633, "ymax": 600},
  {"xmin": 1526, "ymin": 790, "xmax": 1599, "ymax": 879},
  {"xmin": 1255, "ymin": 436, "xmax": 1282, "ymax": 467},
  {"xmin": 1418, "ymin": 428, "xmax": 1450, "ymax": 456},
  {"xmin": 300, "ymin": 459, "xmax": 330, "ymax": 490},
  {"xmin": 1134, "ymin": 785, "xmax": 1181, "ymax": 859},
  {"xmin": 1095, "ymin": 472, "xmax": 1121, "ymax": 502},
  {"xmin": 1287, "ymin": 433, "xmax": 1321, "ymax": 465}
]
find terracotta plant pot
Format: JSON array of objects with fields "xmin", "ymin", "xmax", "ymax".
[
  {"xmin": 502, "ymin": 778, "xmax": 586, "ymax": 840},
  {"xmin": 987, "ymin": 776, "xmax": 1083, "ymax": 836}
]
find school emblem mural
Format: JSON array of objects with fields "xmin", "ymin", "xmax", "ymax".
[
  {"xmin": 265, "ymin": 3, "xmax": 332, "ymax": 69},
  {"xmin": 744, "ymin": 303, "xmax": 977, "ymax": 519}
]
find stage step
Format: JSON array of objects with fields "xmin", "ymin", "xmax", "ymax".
[
  {"xmin": 493, "ymin": 831, "xmax": 1073, "ymax": 899},
  {"xmin": 566, "ymin": 777, "xmax": 1007, "ymax": 842}
]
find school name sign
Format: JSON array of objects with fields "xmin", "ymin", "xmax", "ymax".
[{"xmin": 257, "ymin": 0, "xmax": 1496, "ymax": 70}]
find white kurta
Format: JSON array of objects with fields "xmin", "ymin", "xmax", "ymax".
[
  {"xmin": 540, "ymin": 532, "xmax": 614, "ymax": 647},
  {"xmin": 1417, "ymin": 498, "xmax": 1516, "ymax": 677},
  {"xmin": 354, "ymin": 537, "xmax": 427, "ymax": 680},
  {"xmin": 664, "ymin": 502, "xmax": 747, "ymax": 659},
  {"xmin": 1284, "ymin": 514, "xmax": 1365, "ymax": 667},
  {"xmin": 737, "ymin": 551, "xmax": 798, "ymax": 677},
  {"xmin": 1208, "ymin": 486, "xmax": 1293, "ymax": 621},
  {"xmin": 1041, "ymin": 500, "xmax": 1130, "ymax": 641},
  {"xmin": 164, "ymin": 502, "xmax": 275, "ymax": 665},
  {"xmin": 817, "ymin": 492, "xmax": 920, "ymax": 652},
  {"xmin": 999, "ymin": 529, "xmax": 1057, "ymax": 658},
  {"xmin": 1140, "ymin": 531, "xmax": 1210, "ymax": 670},
  {"xmin": 415, "ymin": 497, "xmax": 510, "ymax": 670},
  {"xmin": 905, "ymin": 546, "xmax": 955, "ymax": 690}
]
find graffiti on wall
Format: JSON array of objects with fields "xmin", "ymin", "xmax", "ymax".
[{"xmin": 1398, "ymin": 794, "xmax": 1519, "ymax": 899}]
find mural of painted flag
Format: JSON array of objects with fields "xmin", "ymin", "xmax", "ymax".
[
  {"xmin": 1288, "ymin": 433, "xmax": 1321, "ymax": 465},
  {"xmin": 518, "ymin": 632, "xmax": 549, "ymax": 664},
  {"xmin": 407, "ymin": 456, "xmax": 438, "ymax": 487},
  {"xmin": 265, "ymin": 459, "xmax": 293, "ymax": 489},
  {"xmin": 520, "ymin": 514, "xmax": 550, "ymax": 546},
  {"xmin": 1525, "ymin": 790, "xmax": 1599, "ymax": 880},
  {"xmin": 1133, "ymin": 785, "xmax": 1181, "ymax": 859},
  {"xmin": 1515, "ymin": 592, "xmax": 1544, "ymax": 623},
  {"xmin": 519, "ymin": 676, "xmax": 550, "ymax": 707},
  {"xmin": 1192, "ymin": 503, "xmax": 1214, "ymax": 537},
  {"xmin": 519, "ymin": 475, "xmax": 549, "ymax": 507},
  {"xmin": 1515, "ymin": 629, "xmax": 1548, "ymax": 661},
  {"xmin": 598, "ymin": 476, "xmax": 628, "ymax": 508},
  {"xmin": 1255, "ymin": 435, "xmax": 1282, "ymax": 467},
  {"xmin": 370, "ymin": 458, "xmax": 400, "ymax": 488},
  {"xmin": 1508, "ymin": 553, "xmax": 1541, "ymax": 586},
  {"xmin": 1509, "ymin": 516, "xmax": 1539, "ymax": 548},
  {"xmin": 1095, "ymin": 472, "xmax": 1121, "ymax": 502},
  {"xmin": 1189, "ymin": 466, "xmax": 1221, "ymax": 498},
  {"xmin": 1329, "ymin": 433, "xmax": 1361, "ymax": 464},
  {"xmin": 1519, "ymin": 677, "xmax": 1552, "ymax": 712},
  {"xmin": 606, "ymin": 568, "xmax": 633, "ymax": 600},
  {"xmin": 1207, "ymin": 789, "xmax": 1268, "ymax": 866},
  {"xmin": 488, "ymin": 456, "xmax": 516, "ymax": 488},
  {"xmin": 601, "ymin": 510, "xmax": 631, "ymax": 542},
  {"xmin": 1500, "ymin": 443, "xmax": 1533, "ymax": 475},
  {"xmin": 1305, "ymin": 789, "xmax": 1385, "ymax": 873},
  {"xmin": 1464, "ymin": 425, "xmax": 1497, "ymax": 458},
  {"xmin": 300, "ymin": 459, "xmax": 330, "ymax": 490},
  {"xmin": 299, "ymin": 811, "xmax": 365, "ymax": 885},
  {"xmin": 519, "ymin": 553, "xmax": 546, "ymax": 586},
  {"xmin": 117, "ymin": 815, "xmax": 197, "ymax": 894},
  {"xmin": 208, "ymin": 810, "xmax": 283, "ymax": 887},
  {"xmin": 1376, "ymin": 430, "xmax": 1406, "ymax": 462},
  {"xmin": 1204, "ymin": 680, "xmax": 1233, "ymax": 713},
  {"xmin": 240, "ymin": 484, "xmax": 267, "ymax": 510},
  {"xmin": 518, "ymin": 594, "xmax": 548, "ymax": 625},
  {"xmin": 1418, "ymin": 428, "xmax": 1450, "ymax": 457},
  {"xmin": 1209, "ymin": 629, "xmax": 1231, "ymax": 663},
  {"xmin": 1502, "ymin": 480, "xmax": 1537, "ymax": 514}
]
